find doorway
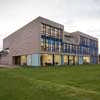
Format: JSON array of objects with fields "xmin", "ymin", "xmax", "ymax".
[{"xmin": 13, "ymin": 56, "xmax": 21, "ymax": 65}]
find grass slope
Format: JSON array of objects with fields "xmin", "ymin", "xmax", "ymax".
[{"xmin": 0, "ymin": 64, "xmax": 100, "ymax": 100}]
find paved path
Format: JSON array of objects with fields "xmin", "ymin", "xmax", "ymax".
[{"xmin": 0, "ymin": 65, "xmax": 19, "ymax": 68}]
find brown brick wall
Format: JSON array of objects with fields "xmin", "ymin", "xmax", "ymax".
[{"xmin": 3, "ymin": 19, "xmax": 41, "ymax": 65}]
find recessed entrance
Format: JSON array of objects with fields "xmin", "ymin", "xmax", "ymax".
[
  {"xmin": 13, "ymin": 56, "xmax": 21, "ymax": 65},
  {"xmin": 13, "ymin": 55, "xmax": 27, "ymax": 65}
]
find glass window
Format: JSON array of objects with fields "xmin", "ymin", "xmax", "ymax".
[
  {"xmin": 51, "ymin": 28, "xmax": 55, "ymax": 37},
  {"xmin": 41, "ymin": 23, "xmax": 46, "ymax": 34},
  {"xmin": 59, "ymin": 29, "xmax": 63, "ymax": 39},
  {"xmin": 41, "ymin": 38, "xmax": 45, "ymax": 51},
  {"xmin": 59, "ymin": 42, "xmax": 62, "ymax": 52},
  {"xmin": 64, "ymin": 55, "xmax": 68, "ymax": 64}
]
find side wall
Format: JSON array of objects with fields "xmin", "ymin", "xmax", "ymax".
[{"xmin": 3, "ymin": 20, "xmax": 41, "ymax": 65}]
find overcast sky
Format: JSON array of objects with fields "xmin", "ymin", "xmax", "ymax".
[{"xmin": 0, "ymin": 0, "xmax": 100, "ymax": 53}]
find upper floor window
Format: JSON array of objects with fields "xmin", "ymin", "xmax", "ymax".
[
  {"xmin": 59, "ymin": 42, "xmax": 62, "ymax": 52},
  {"xmin": 40, "ymin": 37, "xmax": 45, "ymax": 51},
  {"xmin": 41, "ymin": 23, "xmax": 46, "ymax": 34},
  {"xmin": 55, "ymin": 28, "xmax": 59, "ymax": 38},
  {"xmin": 59, "ymin": 29, "xmax": 63, "ymax": 39},
  {"xmin": 41, "ymin": 23, "xmax": 63, "ymax": 40},
  {"xmin": 46, "ymin": 25, "xmax": 51, "ymax": 36},
  {"xmin": 51, "ymin": 28, "xmax": 55, "ymax": 37}
]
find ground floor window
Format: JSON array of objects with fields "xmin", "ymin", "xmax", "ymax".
[
  {"xmin": 75, "ymin": 56, "xmax": 78, "ymax": 64},
  {"xmin": 69, "ymin": 56, "xmax": 74, "ymax": 65},
  {"xmin": 21, "ymin": 55, "xmax": 27, "ymax": 65},
  {"xmin": 64, "ymin": 55, "xmax": 78, "ymax": 65},
  {"xmin": 64, "ymin": 55, "xmax": 68, "ymax": 64},
  {"xmin": 54, "ymin": 55, "xmax": 61, "ymax": 65},
  {"xmin": 41, "ymin": 54, "xmax": 53, "ymax": 66},
  {"xmin": 40, "ymin": 54, "xmax": 79, "ymax": 66},
  {"xmin": 40, "ymin": 54, "xmax": 61, "ymax": 66},
  {"xmin": 83, "ymin": 56, "xmax": 90, "ymax": 64}
]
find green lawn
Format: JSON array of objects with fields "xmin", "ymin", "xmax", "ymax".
[{"xmin": 0, "ymin": 64, "xmax": 100, "ymax": 100}]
